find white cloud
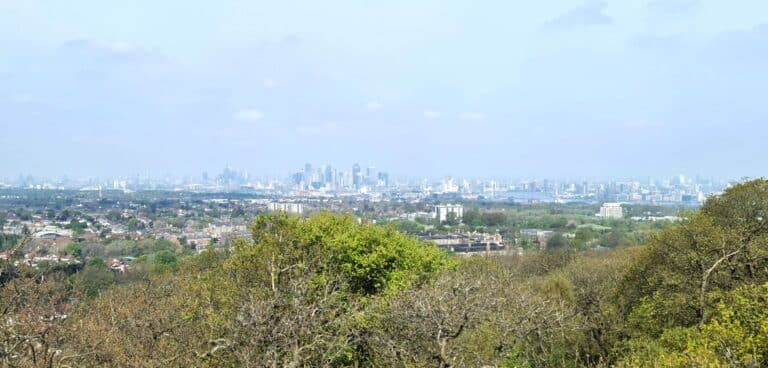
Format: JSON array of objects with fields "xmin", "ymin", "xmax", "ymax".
[
  {"xmin": 233, "ymin": 109, "xmax": 265, "ymax": 122},
  {"xmin": 423, "ymin": 109, "xmax": 441, "ymax": 119},
  {"xmin": 366, "ymin": 101, "xmax": 383, "ymax": 111},
  {"xmin": 459, "ymin": 112, "xmax": 486, "ymax": 121},
  {"xmin": 263, "ymin": 78, "xmax": 277, "ymax": 88},
  {"xmin": 108, "ymin": 41, "xmax": 141, "ymax": 55}
]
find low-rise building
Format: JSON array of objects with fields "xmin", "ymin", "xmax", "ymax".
[
  {"xmin": 598, "ymin": 203, "xmax": 623, "ymax": 219},
  {"xmin": 434, "ymin": 204, "xmax": 463, "ymax": 223},
  {"xmin": 419, "ymin": 231, "xmax": 506, "ymax": 255},
  {"xmin": 267, "ymin": 202, "xmax": 304, "ymax": 214}
]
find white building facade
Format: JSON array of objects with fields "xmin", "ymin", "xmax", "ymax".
[
  {"xmin": 267, "ymin": 202, "xmax": 304, "ymax": 214},
  {"xmin": 598, "ymin": 203, "xmax": 623, "ymax": 219},
  {"xmin": 434, "ymin": 204, "xmax": 464, "ymax": 223}
]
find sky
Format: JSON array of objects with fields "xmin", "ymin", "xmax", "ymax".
[{"xmin": 1, "ymin": 0, "xmax": 767, "ymax": 180}]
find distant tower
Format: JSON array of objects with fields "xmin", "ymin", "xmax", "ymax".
[
  {"xmin": 352, "ymin": 164, "xmax": 362, "ymax": 190},
  {"xmin": 366, "ymin": 166, "xmax": 377, "ymax": 186},
  {"xmin": 323, "ymin": 165, "xmax": 334, "ymax": 187},
  {"xmin": 377, "ymin": 172, "xmax": 390, "ymax": 187},
  {"xmin": 304, "ymin": 163, "xmax": 313, "ymax": 182}
]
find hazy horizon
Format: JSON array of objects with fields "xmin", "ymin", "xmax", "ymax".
[
  {"xmin": 2, "ymin": 1, "xmax": 767, "ymax": 179},
  {"xmin": 0, "ymin": 164, "xmax": 745, "ymax": 186}
]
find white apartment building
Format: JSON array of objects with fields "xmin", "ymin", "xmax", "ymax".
[
  {"xmin": 598, "ymin": 203, "xmax": 623, "ymax": 219},
  {"xmin": 434, "ymin": 204, "xmax": 464, "ymax": 223},
  {"xmin": 267, "ymin": 202, "xmax": 304, "ymax": 214}
]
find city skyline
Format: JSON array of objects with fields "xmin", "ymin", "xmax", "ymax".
[
  {"xmin": 1, "ymin": 161, "xmax": 734, "ymax": 208},
  {"xmin": 0, "ymin": 161, "xmax": 741, "ymax": 187}
]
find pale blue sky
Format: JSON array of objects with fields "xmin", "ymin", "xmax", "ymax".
[{"xmin": 1, "ymin": 0, "xmax": 767, "ymax": 179}]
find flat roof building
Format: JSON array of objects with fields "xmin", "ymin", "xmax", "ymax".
[
  {"xmin": 267, "ymin": 202, "xmax": 304, "ymax": 215},
  {"xmin": 598, "ymin": 203, "xmax": 623, "ymax": 219},
  {"xmin": 434, "ymin": 204, "xmax": 464, "ymax": 223}
]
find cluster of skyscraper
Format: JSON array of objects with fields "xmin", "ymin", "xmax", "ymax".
[{"xmin": 291, "ymin": 163, "xmax": 390, "ymax": 192}]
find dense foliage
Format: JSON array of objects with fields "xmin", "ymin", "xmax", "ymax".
[{"xmin": 1, "ymin": 180, "xmax": 768, "ymax": 367}]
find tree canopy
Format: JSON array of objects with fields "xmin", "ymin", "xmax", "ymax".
[{"xmin": 3, "ymin": 181, "xmax": 768, "ymax": 367}]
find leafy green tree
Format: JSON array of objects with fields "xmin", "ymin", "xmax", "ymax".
[
  {"xmin": 554, "ymin": 248, "xmax": 641, "ymax": 365},
  {"xmin": 618, "ymin": 179, "xmax": 768, "ymax": 336},
  {"xmin": 391, "ymin": 219, "xmax": 424, "ymax": 234},
  {"xmin": 72, "ymin": 257, "xmax": 115, "ymax": 298},
  {"xmin": 480, "ymin": 211, "xmax": 508, "ymax": 227},
  {"xmin": 572, "ymin": 228, "xmax": 596, "ymax": 249},
  {"xmin": 445, "ymin": 211, "xmax": 460, "ymax": 226},
  {"xmin": 238, "ymin": 212, "xmax": 452, "ymax": 296},
  {"xmin": 106, "ymin": 210, "xmax": 123, "ymax": 222},
  {"xmin": 462, "ymin": 209, "xmax": 481, "ymax": 227},
  {"xmin": 173, "ymin": 212, "xmax": 452, "ymax": 366},
  {"xmin": 16, "ymin": 209, "xmax": 32, "ymax": 221},
  {"xmin": 152, "ymin": 250, "xmax": 178, "ymax": 272},
  {"xmin": 65, "ymin": 219, "xmax": 87, "ymax": 237},
  {"xmin": 0, "ymin": 234, "xmax": 21, "ymax": 252},
  {"xmin": 601, "ymin": 231, "xmax": 631, "ymax": 248},
  {"xmin": 618, "ymin": 283, "xmax": 768, "ymax": 367},
  {"xmin": 546, "ymin": 232, "xmax": 569, "ymax": 250},
  {"xmin": 126, "ymin": 218, "xmax": 145, "ymax": 231},
  {"xmin": 64, "ymin": 242, "xmax": 83, "ymax": 259}
]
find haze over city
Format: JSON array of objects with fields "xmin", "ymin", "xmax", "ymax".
[
  {"xmin": 5, "ymin": 2, "xmax": 768, "ymax": 367},
  {"xmin": 2, "ymin": 0, "xmax": 768, "ymax": 179}
]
